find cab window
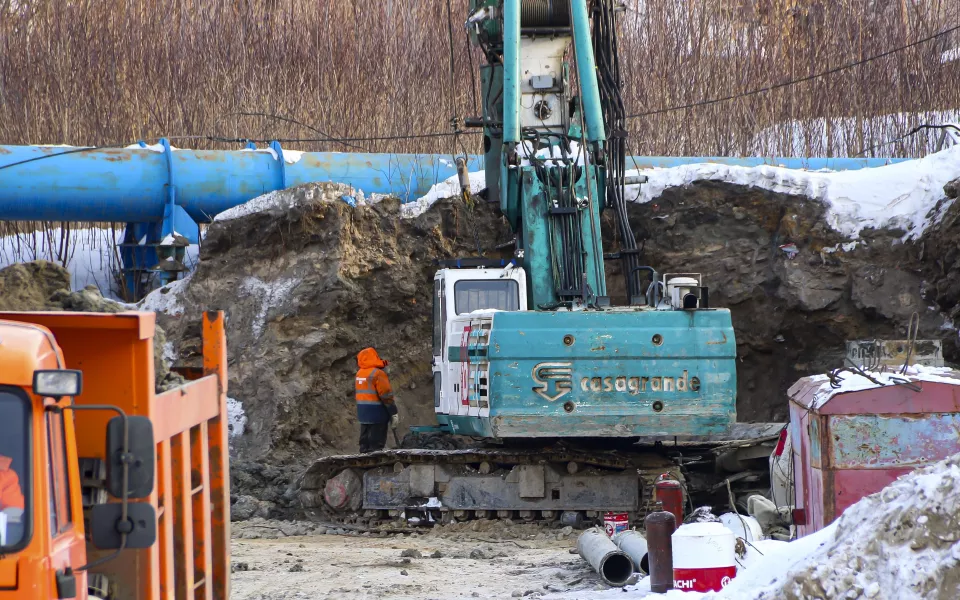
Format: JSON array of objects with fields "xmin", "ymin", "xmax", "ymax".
[
  {"xmin": 46, "ymin": 410, "xmax": 73, "ymax": 535},
  {"xmin": 454, "ymin": 280, "xmax": 520, "ymax": 315},
  {"xmin": 0, "ymin": 389, "xmax": 31, "ymax": 550}
]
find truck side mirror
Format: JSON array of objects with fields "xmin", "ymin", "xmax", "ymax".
[
  {"xmin": 90, "ymin": 503, "xmax": 157, "ymax": 550},
  {"xmin": 106, "ymin": 416, "xmax": 155, "ymax": 499}
]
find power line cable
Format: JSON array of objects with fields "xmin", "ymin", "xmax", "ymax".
[{"xmin": 627, "ymin": 23, "xmax": 960, "ymax": 119}]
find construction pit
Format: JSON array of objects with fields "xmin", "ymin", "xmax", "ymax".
[{"xmin": 2, "ymin": 156, "xmax": 960, "ymax": 599}]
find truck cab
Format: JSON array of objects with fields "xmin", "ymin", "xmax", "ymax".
[
  {"xmin": 0, "ymin": 320, "xmax": 87, "ymax": 599},
  {"xmin": 432, "ymin": 261, "xmax": 527, "ymax": 430},
  {"xmin": 0, "ymin": 311, "xmax": 230, "ymax": 600}
]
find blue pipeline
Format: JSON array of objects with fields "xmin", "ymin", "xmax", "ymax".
[
  {"xmin": 0, "ymin": 142, "xmax": 914, "ymax": 298},
  {"xmin": 0, "ymin": 144, "xmax": 911, "ymax": 224},
  {"xmin": 0, "ymin": 143, "xmax": 485, "ymax": 224}
]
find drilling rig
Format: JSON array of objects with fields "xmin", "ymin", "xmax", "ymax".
[{"xmin": 298, "ymin": 0, "xmax": 781, "ymax": 526}]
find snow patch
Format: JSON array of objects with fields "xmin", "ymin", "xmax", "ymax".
[
  {"xmin": 226, "ymin": 397, "xmax": 247, "ymax": 438},
  {"xmin": 125, "ymin": 142, "xmax": 166, "ymax": 153},
  {"xmin": 811, "ymin": 365, "xmax": 960, "ymax": 408},
  {"xmin": 283, "ymin": 149, "xmax": 304, "ymax": 165},
  {"xmin": 747, "ymin": 112, "xmax": 960, "ymax": 156},
  {"xmin": 628, "ymin": 145, "xmax": 960, "ymax": 240},
  {"xmin": 137, "ymin": 274, "xmax": 192, "ymax": 316},
  {"xmin": 162, "ymin": 341, "xmax": 177, "ymax": 365},
  {"xmin": 401, "ymin": 171, "xmax": 487, "ymax": 218},
  {"xmin": 239, "ymin": 277, "xmax": 300, "ymax": 338},
  {"xmin": 0, "ymin": 227, "xmax": 125, "ymax": 299}
]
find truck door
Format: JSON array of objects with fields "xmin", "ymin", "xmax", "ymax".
[{"xmin": 43, "ymin": 407, "xmax": 86, "ymax": 597}]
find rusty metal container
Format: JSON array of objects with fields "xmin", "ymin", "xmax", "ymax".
[
  {"xmin": 788, "ymin": 369, "xmax": 960, "ymax": 537},
  {"xmin": 654, "ymin": 475, "xmax": 684, "ymax": 527},
  {"xmin": 644, "ymin": 508, "xmax": 676, "ymax": 593}
]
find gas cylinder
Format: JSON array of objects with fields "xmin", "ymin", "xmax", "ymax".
[
  {"xmin": 644, "ymin": 506, "xmax": 676, "ymax": 594},
  {"xmin": 654, "ymin": 474, "xmax": 684, "ymax": 528}
]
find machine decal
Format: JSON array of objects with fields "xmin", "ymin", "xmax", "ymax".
[
  {"xmin": 531, "ymin": 362, "xmax": 574, "ymax": 402},
  {"xmin": 579, "ymin": 371, "xmax": 701, "ymax": 394}
]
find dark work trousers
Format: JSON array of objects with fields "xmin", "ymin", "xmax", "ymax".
[{"xmin": 359, "ymin": 422, "xmax": 389, "ymax": 453}]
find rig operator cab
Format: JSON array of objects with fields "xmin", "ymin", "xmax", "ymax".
[
  {"xmin": 433, "ymin": 260, "xmax": 528, "ymax": 431},
  {"xmin": 0, "ymin": 311, "xmax": 230, "ymax": 600}
]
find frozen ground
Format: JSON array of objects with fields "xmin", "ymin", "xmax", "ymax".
[{"xmin": 229, "ymin": 452, "xmax": 960, "ymax": 600}]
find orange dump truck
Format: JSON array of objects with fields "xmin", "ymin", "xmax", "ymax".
[{"xmin": 0, "ymin": 310, "xmax": 230, "ymax": 600}]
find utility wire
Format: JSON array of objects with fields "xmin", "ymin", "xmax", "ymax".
[
  {"xmin": 216, "ymin": 111, "xmax": 369, "ymax": 152},
  {"xmin": 627, "ymin": 23, "xmax": 960, "ymax": 119}
]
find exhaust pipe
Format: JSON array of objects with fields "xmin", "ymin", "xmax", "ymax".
[
  {"xmin": 613, "ymin": 530, "xmax": 649, "ymax": 575},
  {"xmin": 576, "ymin": 528, "xmax": 635, "ymax": 587}
]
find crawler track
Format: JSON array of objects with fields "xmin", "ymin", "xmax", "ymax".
[{"xmin": 298, "ymin": 446, "xmax": 681, "ymax": 527}]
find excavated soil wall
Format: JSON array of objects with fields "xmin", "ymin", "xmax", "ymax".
[{"xmin": 144, "ymin": 179, "xmax": 960, "ymax": 515}]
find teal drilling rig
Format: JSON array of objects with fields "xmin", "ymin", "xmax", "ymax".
[{"xmin": 299, "ymin": 0, "xmax": 780, "ymax": 526}]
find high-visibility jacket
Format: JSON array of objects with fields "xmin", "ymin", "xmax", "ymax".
[
  {"xmin": 0, "ymin": 454, "xmax": 24, "ymax": 511},
  {"xmin": 355, "ymin": 347, "xmax": 397, "ymax": 424}
]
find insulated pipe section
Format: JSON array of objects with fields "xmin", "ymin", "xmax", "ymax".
[
  {"xmin": 577, "ymin": 528, "xmax": 635, "ymax": 587},
  {"xmin": 613, "ymin": 530, "xmax": 649, "ymax": 575},
  {"xmin": 569, "ymin": 0, "xmax": 606, "ymax": 142},
  {"xmin": 0, "ymin": 145, "xmax": 484, "ymax": 222},
  {"xmin": 502, "ymin": 0, "xmax": 522, "ymax": 144}
]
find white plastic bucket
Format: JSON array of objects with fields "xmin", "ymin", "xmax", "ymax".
[{"xmin": 672, "ymin": 522, "xmax": 737, "ymax": 592}]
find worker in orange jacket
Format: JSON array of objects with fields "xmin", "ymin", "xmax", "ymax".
[
  {"xmin": 355, "ymin": 347, "xmax": 399, "ymax": 453},
  {"xmin": 0, "ymin": 454, "xmax": 25, "ymax": 546}
]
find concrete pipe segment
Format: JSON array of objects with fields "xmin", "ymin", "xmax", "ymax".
[{"xmin": 576, "ymin": 527, "xmax": 635, "ymax": 587}]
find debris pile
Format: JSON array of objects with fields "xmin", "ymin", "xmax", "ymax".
[{"xmin": 0, "ymin": 260, "xmax": 182, "ymax": 390}]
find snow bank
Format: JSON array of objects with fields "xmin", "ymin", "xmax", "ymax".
[
  {"xmin": 214, "ymin": 182, "xmax": 361, "ymax": 222},
  {"xmin": 404, "ymin": 146, "xmax": 959, "ymax": 240},
  {"xmin": 628, "ymin": 145, "xmax": 960, "ymax": 239},
  {"xmin": 552, "ymin": 451, "xmax": 960, "ymax": 599}
]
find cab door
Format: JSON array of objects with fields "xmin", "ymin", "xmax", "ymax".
[
  {"xmin": 431, "ymin": 276, "xmax": 446, "ymax": 417},
  {"xmin": 44, "ymin": 403, "xmax": 87, "ymax": 599}
]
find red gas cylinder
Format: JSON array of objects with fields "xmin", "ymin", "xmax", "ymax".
[{"xmin": 655, "ymin": 474, "xmax": 684, "ymax": 528}]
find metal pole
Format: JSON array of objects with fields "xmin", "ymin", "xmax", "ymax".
[
  {"xmin": 501, "ymin": 0, "xmax": 522, "ymax": 144},
  {"xmin": 569, "ymin": 0, "xmax": 606, "ymax": 142}
]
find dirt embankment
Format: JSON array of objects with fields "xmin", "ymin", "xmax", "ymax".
[
  {"xmin": 147, "ymin": 178, "xmax": 958, "ymax": 516},
  {"xmin": 604, "ymin": 180, "xmax": 956, "ymax": 422},
  {"xmin": 0, "ymin": 260, "xmax": 181, "ymax": 390}
]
